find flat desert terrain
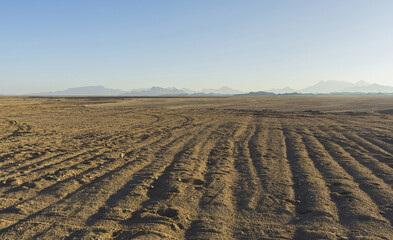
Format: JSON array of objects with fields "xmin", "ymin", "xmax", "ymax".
[{"xmin": 1, "ymin": 96, "xmax": 393, "ymax": 240}]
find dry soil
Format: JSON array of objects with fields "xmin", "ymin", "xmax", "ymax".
[{"xmin": 1, "ymin": 96, "xmax": 393, "ymax": 239}]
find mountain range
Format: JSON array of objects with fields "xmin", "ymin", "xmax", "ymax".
[
  {"xmin": 29, "ymin": 86, "xmax": 243, "ymax": 96},
  {"xmin": 32, "ymin": 86, "xmax": 125, "ymax": 96},
  {"xmin": 269, "ymin": 80, "xmax": 393, "ymax": 94},
  {"xmin": 4, "ymin": 80, "xmax": 393, "ymax": 96},
  {"xmin": 121, "ymin": 87, "xmax": 187, "ymax": 96}
]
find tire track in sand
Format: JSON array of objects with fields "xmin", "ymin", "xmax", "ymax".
[
  {"xmin": 0, "ymin": 116, "xmax": 198, "ymax": 238},
  {"xmin": 306, "ymin": 126, "xmax": 393, "ymax": 239},
  {"xmin": 282, "ymin": 123, "xmax": 342, "ymax": 240},
  {"xmin": 185, "ymin": 121, "xmax": 242, "ymax": 240},
  {"xmin": 111, "ymin": 122, "xmax": 220, "ymax": 239}
]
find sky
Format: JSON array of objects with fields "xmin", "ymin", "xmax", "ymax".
[{"xmin": 1, "ymin": 0, "xmax": 393, "ymax": 94}]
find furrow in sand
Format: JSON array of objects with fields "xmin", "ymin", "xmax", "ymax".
[
  {"xmin": 0, "ymin": 110, "xmax": 184, "ymax": 170},
  {"xmin": 349, "ymin": 131, "xmax": 393, "ymax": 158},
  {"xmin": 110, "ymin": 122, "xmax": 219, "ymax": 240},
  {"xmin": 0, "ymin": 115, "xmax": 185, "ymax": 212},
  {"xmin": 0, "ymin": 123, "xmax": 202, "ymax": 239},
  {"xmin": 258, "ymin": 120, "xmax": 296, "ymax": 215},
  {"xmin": 314, "ymin": 128, "xmax": 393, "ymax": 224},
  {"xmin": 0, "ymin": 126, "xmax": 167, "ymax": 211},
  {"xmin": 232, "ymin": 117, "xmax": 296, "ymax": 239},
  {"xmin": 371, "ymin": 129, "xmax": 393, "ymax": 145},
  {"xmin": 340, "ymin": 133, "xmax": 393, "ymax": 171},
  {"xmin": 247, "ymin": 122, "xmax": 269, "ymax": 209},
  {"xmin": 0, "ymin": 140, "xmax": 57, "ymax": 169},
  {"xmin": 3, "ymin": 110, "xmax": 194, "ymax": 207},
  {"xmin": 325, "ymin": 122, "xmax": 393, "ymax": 167},
  {"xmin": 0, "ymin": 149, "xmax": 108, "ymax": 211},
  {"xmin": 0, "ymin": 151, "xmax": 66, "ymax": 172},
  {"xmin": 0, "ymin": 141, "xmax": 156, "ymax": 232},
  {"xmin": 0, "ymin": 120, "xmax": 181, "ymax": 228},
  {"xmin": 327, "ymin": 130, "xmax": 393, "ymax": 187},
  {"xmin": 306, "ymin": 127, "xmax": 393, "ymax": 239},
  {"xmin": 282, "ymin": 124, "xmax": 341, "ymax": 240},
  {"xmin": 0, "ymin": 117, "xmax": 139, "ymax": 169},
  {"xmin": 0, "ymin": 120, "xmax": 164, "ymax": 177},
  {"xmin": 91, "ymin": 119, "xmax": 217, "ymax": 225},
  {"xmin": 0, "ymin": 123, "xmax": 168, "ymax": 186},
  {"xmin": 308, "ymin": 118, "xmax": 393, "ymax": 185},
  {"xmin": 0, "ymin": 149, "xmax": 102, "ymax": 183},
  {"xmin": 185, "ymin": 121, "xmax": 241, "ymax": 240},
  {"xmin": 361, "ymin": 134, "xmax": 393, "ymax": 156},
  {"xmin": 322, "ymin": 116, "xmax": 393, "ymax": 156},
  {"xmin": 232, "ymin": 118, "xmax": 260, "ymax": 210},
  {"xmin": 59, "ymin": 123, "xmax": 209, "ymax": 240}
]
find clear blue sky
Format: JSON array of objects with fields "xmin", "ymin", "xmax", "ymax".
[{"xmin": 1, "ymin": 0, "xmax": 393, "ymax": 94}]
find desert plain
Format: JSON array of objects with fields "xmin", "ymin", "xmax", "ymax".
[{"xmin": 1, "ymin": 96, "xmax": 393, "ymax": 239}]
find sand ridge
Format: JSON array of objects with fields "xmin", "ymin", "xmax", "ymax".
[{"xmin": 0, "ymin": 97, "xmax": 393, "ymax": 239}]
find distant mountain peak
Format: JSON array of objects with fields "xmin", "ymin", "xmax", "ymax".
[
  {"xmin": 23, "ymin": 81, "xmax": 393, "ymax": 96},
  {"xmin": 31, "ymin": 86, "xmax": 125, "ymax": 96},
  {"xmin": 355, "ymin": 80, "xmax": 370, "ymax": 86},
  {"xmin": 268, "ymin": 87, "xmax": 296, "ymax": 94},
  {"xmin": 299, "ymin": 80, "xmax": 393, "ymax": 93},
  {"xmin": 122, "ymin": 86, "xmax": 187, "ymax": 96},
  {"xmin": 201, "ymin": 86, "xmax": 244, "ymax": 94}
]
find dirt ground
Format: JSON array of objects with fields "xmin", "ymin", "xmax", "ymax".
[{"xmin": 1, "ymin": 96, "xmax": 393, "ymax": 239}]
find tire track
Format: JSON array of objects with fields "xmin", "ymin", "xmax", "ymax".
[
  {"xmin": 361, "ymin": 134, "xmax": 393, "ymax": 156},
  {"xmin": 247, "ymin": 122, "xmax": 269, "ymax": 210},
  {"xmin": 62, "ymin": 122, "xmax": 209, "ymax": 239},
  {"xmin": 0, "ymin": 112, "xmax": 190, "ymax": 200},
  {"xmin": 282, "ymin": 123, "xmax": 341, "ymax": 240},
  {"xmin": 112, "ymin": 123, "xmax": 219, "ymax": 239},
  {"xmin": 231, "ymin": 117, "xmax": 296, "ymax": 239},
  {"xmin": 316, "ymin": 132, "xmax": 393, "ymax": 223},
  {"xmin": 232, "ymin": 117, "xmax": 260, "ymax": 210},
  {"xmin": 307, "ymin": 126, "xmax": 393, "ymax": 239},
  {"xmin": 315, "ymin": 119, "xmax": 393, "ymax": 183},
  {"xmin": 0, "ymin": 120, "xmax": 32, "ymax": 141},
  {"xmin": 323, "ymin": 122, "xmax": 393, "ymax": 167},
  {"xmin": 0, "ymin": 117, "xmax": 200, "ymax": 239},
  {"xmin": 327, "ymin": 131, "xmax": 393, "ymax": 187},
  {"xmin": 0, "ymin": 109, "xmax": 179, "ymax": 168},
  {"xmin": 2, "ymin": 98, "xmax": 393, "ymax": 239},
  {"xmin": 0, "ymin": 125, "xmax": 171, "ymax": 207},
  {"xmin": 186, "ymin": 121, "xmax": 241, "ymax": 240}
]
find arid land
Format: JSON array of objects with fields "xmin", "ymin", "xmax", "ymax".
[{"xmin": 1, "ymin": 96, "xmax": 393, "ymax": 239}]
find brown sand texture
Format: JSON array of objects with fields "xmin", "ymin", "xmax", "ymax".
[{"xmin": 1, "ymin": 96, "xmax": 393, "ymax": 239}]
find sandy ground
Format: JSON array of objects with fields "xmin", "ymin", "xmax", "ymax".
[{"xmin": 1, "ymin": 96, "xmax": 393, "ymax": 239}]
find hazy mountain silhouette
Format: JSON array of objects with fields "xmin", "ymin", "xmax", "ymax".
[
  {"xmin": 27, "ymin": 86, "xmax": 244, "ymax": 96},
  {"xmin": 343, "ymin": 83, "xmax": 393, "ymax": 93},
  {"xmin": 121, "ymin": 86, "xmax": 243, "ymax": 96},
  {"xmin": 299, "ymin": 80, "xmax": 357, "ymax": 93},
  {"xmin": 299, "ymin": 80, "xmax": 393, "ymax": 93},
  {"xmin": 180, "ymin": 88, "xmax": 197, "ymax": 94},
  {"xmin": 23, "ymin": 81, "xmax": 393, "ymax": 96},
  {"xmin": 121, "ymin": 87, "xmax": 188, "ymax": 96},
  {"xmin": 32, "ymin": 86, "xmax": 125, "ymax": 96},
  {"xmin": 268, "ymin": 87, "xmax": 296, "ymax": 94},
  {"xmin": 201, "ymin": 87, "xmax": 244, "ymax": 95},
  {"xmin": 236, "ymin": 91, "xmax": 276, "ymax": 96}
]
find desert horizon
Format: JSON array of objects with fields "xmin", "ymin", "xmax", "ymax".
[
  {"xmin": 2, "ymin": 1, "xmax": 393, "ymax": 239},
  {"xmin": 1, "ymin": 96, "xmax": 393, "ymax": 239}
]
